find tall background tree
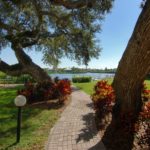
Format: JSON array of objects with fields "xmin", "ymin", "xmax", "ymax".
[{"xmin": 0, "ymin": 0, "xmax": 113, "ymax": 81}]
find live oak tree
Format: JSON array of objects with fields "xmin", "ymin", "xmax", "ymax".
[
  {"xmin": 0, "ymin": 0, "xmax": 113, "ymax": 81},
  {"xmin": 0, "ymin": 0, "xmax": 149, "ymax": 148},
  {"xmin": 42, "ymin": 42, "xmax": 61, "ymax": 71},
  {"xmin": 113, "ymin": 0, "xmax": 150, "ymax": 116},
  {"xmin": 102, "ymin": 1, "xmax": 150, "ymax": 149}
]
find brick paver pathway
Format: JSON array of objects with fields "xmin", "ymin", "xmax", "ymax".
[{"xmin": 46, "ymin": 87, "xmax": 106, "ymax": 150}]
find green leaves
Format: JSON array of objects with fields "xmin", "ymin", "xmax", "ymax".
[{"xmin": 0, "ymin": 0, "xmax": 114, "ymax": 66}]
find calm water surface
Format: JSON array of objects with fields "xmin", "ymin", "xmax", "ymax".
[{"xmin": 49, "ymin": 73, "xmax": 115, "ymax": 80}]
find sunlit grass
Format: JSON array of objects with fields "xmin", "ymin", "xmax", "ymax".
[
  {"xmin": 74, "ymin": 78, "xmax": 150, "ymax": 95},
  {"xmin": 73, "ymin": 78, "xmax": 113, "ymax": 95},
  {"xmin": 0, "ymin": 86, "xmax": 59, "ymax": 150}
]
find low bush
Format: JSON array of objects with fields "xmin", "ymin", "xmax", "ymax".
[
  {"xmin": 0, "ymin": 71, "xmax": 7, "ymax": 79},
  {"xmin": 0, "ymin": 73, "xmax": 35, "ymax": 84},
  {"xmin": 91, "ymin": 80, "xmax": 150, "ymax": 149},
  {"xmin": 72, "ymin": 76, "xmax": 91, "ymax": 83},
  {"xmin": 17, "ymin": 79, "xmax": 71, "ymax": 104},
  {"xmin": 91, "ymin": 80, "xmax": 115, "ymax": 119},
  {"xmin": 14, "ymin": 74, "xmax": 35, "ymax": 83},
  {"xmin": 142, "ymin": 83, "xmax": 150, "ymax": 102}
]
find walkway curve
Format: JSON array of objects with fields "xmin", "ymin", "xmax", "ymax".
[{"xmin": 46, "ymin": 87, "xmax": 106, "ymax": 150}]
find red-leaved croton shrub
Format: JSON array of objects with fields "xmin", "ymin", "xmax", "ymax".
[
  {"xmin": 140, "ymin": 101, "xmax": 150, "ymax": 120},
  {"xmin": 91, "ymin": 80, "xmax": 115, "ymax": 119},
  {"xmin": 91, "ymin": 80, "xmax": 150, "ymax": 148},
  {"xmin": 56, "ymin": 79, "xmax": 72, "ymax": 103},
  {"xmin": 17, "ymin": 79, "xmax": 71, "ymax": 104},
  {"xmin": 142, "ymin": 83, "xmax": 150, "ymax": 102},
  {"xmin": 91, "ymin": 80, "xmax": 150, "ymax": 124}
]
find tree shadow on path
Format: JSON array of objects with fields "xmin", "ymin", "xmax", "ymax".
[{"xmin": 76, "ymin": 112, "xmax": 98, "ymax": 143}]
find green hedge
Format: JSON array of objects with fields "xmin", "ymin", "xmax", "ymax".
[
  {"xmin": 0, "ymin": 72, "xmax": 7, "ymax": 79},
  {"xmin": 0, "ymin": 72, "xmax": 35, "ymax": 84},
  {"xmin": 72, "ymin": 76, "xmax": 92, "ymax": 83}
]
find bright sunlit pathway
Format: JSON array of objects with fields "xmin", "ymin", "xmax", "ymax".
[{"xmin": 45, "ymin": 87, "xmax": 106, "ymax": 150}]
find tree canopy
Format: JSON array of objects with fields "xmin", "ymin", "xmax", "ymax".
[{"xmin": 0, "ymin": 0, "xmax": 113, "ymax": 80}]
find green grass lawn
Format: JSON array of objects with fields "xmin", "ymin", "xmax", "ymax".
[
  {"xmin": 73, "ymin": 78, "xmax": 113, "ymax": 95},
  {"xmin": 145, "ymin": 79, "xmax": 150, "ymax": 89},
  {"xmin": 0, "ymin": 86, "xmax": 59, "ymax": 150},
  {"xmin": 73, "ymin": 78, "xmax": 150, "ymax": 95}
]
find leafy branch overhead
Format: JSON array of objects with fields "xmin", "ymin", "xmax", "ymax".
[{"xmin": 0, "ymin": 0, "xmax": 113, "ymax": 80}]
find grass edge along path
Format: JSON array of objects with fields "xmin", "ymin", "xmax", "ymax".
[
  {"xmin": 0, "ymin": 86, "xmax": 60, "ymax": 150},
  {"xmin": 73, "ymin": 78, "xmax": 150, "ymax": 95},
  {"xmin": 73, "ymin": 78, "xmax": 113, "ymax": 95}
]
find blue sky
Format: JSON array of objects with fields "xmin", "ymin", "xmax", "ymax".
[{"xmin": 0, "ymin": 0, "xmax": 142, "ymax": 69}]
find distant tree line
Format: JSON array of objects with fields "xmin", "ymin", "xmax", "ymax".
[{"xmin": 45, "ymin": 67, "xmax": 117, "ymax": 74}]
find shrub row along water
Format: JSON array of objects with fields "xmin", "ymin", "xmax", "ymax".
[{"xmin": 72, "ymin": 76, "xmax": 91, "ymax": 83}]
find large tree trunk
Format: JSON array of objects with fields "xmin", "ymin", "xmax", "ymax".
[
  {"xmin": 0, "ymin": 43, "xmax": 50, "ymax": 82},
  {"xmin": 12, "ymin": 43, "xmax": 50, "ymax": 82},
  {"xmin": 102, "ymin": 1, "xmax": 150, "ymax": 149},
  {"xmin": 113, "ymin": 0, "xmax": 150, "ymax": 115}
]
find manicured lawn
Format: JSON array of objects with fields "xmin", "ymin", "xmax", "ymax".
[
  {"xmin": 145, "ymin": 79, "xmax": 150, "ymax": 89},
  {"xmin": 73, "ymin": 78, "xmax": 113, "ymax": 95},
  {"xmin": 74, "ymin": 78, "xmax": 150, "ymax": 95},
  {"xmin": 0, "ymin": 86, "xmax": 59, "ymax": 150}
]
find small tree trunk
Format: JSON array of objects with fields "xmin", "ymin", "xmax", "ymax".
[{"xmin": 113, "ymin": 0, "xmax": 150, "ymax": 115}]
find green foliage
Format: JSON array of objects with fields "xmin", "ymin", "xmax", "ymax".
[
  {"xmin": 0, "ymin": 74, "xmax": 35, "ymax": 84},
  {"xmin": 145, "ymin": 79, "xmax": 150, "ymax": 89},
  {"xmin": 18, "ymin": 79, "xmax": 71, "ymax": 104},
  {"xmin": 73, "ymin": 79, "xmax": 113, "ymax": 94},
  {"xmin": 0, "ymin": 0, "xmax": 114, "ymax": 67},
  {"xmin": 72, "ymin": 76, "xmax": 92, "ymax": 83},
  {"xmin": 91, "ymin": 80, "xmax": 115, "ymax": 119},
  {"xmin": 14, "ymin": 74, "xmax": 35, "ymax": 83},
  {"xmin": 0, "ymin": 71, "xmax": 7, "ymax": 79},
  {"xmin": 0, "ymin": 86, "xmax": 59, "ymax": 150},
  {"xmin": 46, "ymin": 67, "xmax": 117, "ymax": 74}
]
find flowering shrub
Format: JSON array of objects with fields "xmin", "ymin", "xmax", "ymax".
[
  {"xmin": 91, "ymin": 80, "xmax": 150, "ymax": 148},
  {"xmin": 56, "ymin": 79, "xmax": 72, "ymax": 103},
  {"xmin": 91, "ymin": 80, "xmax": 115, "ymax": 119},
  {"xmin": 140, "ymin": 101, "xmax": 150, "ymax": 120},
  {"xmin": 56, "ymin": 79, "xmax": 71, "ymax": 96},
  {"xmin": 142, "ymin": 83, "xmax": 150, "ymax": 102},
  {"xmin": 17, "ymin": 79, "xmax": 71, "ymax": 104}
]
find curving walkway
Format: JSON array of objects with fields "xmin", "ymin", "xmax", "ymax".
[{"xmin": 46, "ymin": 87, "xmax": 106, "ymax": 150}]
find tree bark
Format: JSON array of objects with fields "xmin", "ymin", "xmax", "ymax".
[
  {"xmin": 102, "ymin": 2, "xmax": 150, "ymax": 150},
  {"xmin": 113, "ymin": 0, "xmax": 150, "ymax": 115},
  {"xmin": 0, "ymin": 43, "xmax": 50, "ymax": 82},
  {"xmin": 0, "ymin": 60, "xmax": 25, "ymax": 76},
  {"xmin": 13, "ymin": 43, "xmax": 50, "ymax": 82}
]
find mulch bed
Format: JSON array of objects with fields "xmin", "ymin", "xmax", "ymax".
[
  {"xmin": 96, "ymin": 113, "xmax": 150, "ymax": 150},
  {"xmin": 26, "ymin": 95, "xmax": 71, "ymax": 113}
]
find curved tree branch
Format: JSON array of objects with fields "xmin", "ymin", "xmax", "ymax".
[
  {"xmin": 0, "ymin": 60, "xmax": 25, "ymax": 76},
  {"xmin": 0, "ymin": 20, "xmax": 18, "ymax": 33},
  {"xmin": 49, "ymin": 0, "xmax": 96, "ymax": 9},
  {"xmin": 31, "ymin": 0, "xmax": 43, "ymax": 28},
  {"xmin": 10, "ymin": 43, "xmax": 50, "ymax": 81},
  {"xmin": 11, "ymin": 43, "xmax": 33, "ymax": 65}
]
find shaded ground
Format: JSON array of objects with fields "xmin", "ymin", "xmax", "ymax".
[{"xmin": 46, "ymin": 87, "xmax": 105, "ymax": 150}]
